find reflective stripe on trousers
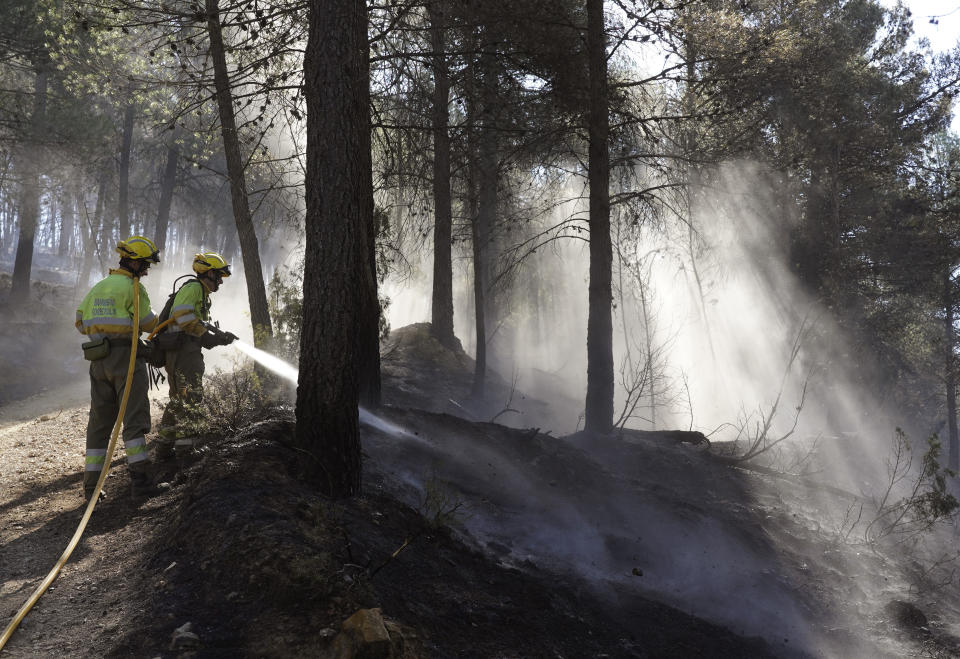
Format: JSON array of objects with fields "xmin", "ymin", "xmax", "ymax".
[
  {"xmin": 85, "ymin": 448, "xmax": 107, "ymax": 472},
  {"xmin": 124, "ymin": 436, "xmax": 149, "ymax": 464}
]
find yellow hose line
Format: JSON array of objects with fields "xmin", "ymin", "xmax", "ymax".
[
  {"xmin": 0, "ymin": 277, "xmax": 142, "ymax": 652},
  {"xmin": 146, "ymin": 317, "xmax": 175, "ymax": 341}
]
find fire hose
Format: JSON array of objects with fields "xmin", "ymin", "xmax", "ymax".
[{"xmin": 0, "ymin": 278, "xmax": 144, "ymax": 651}]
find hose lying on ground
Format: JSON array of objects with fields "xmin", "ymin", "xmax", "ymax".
[{"xmin": 0, "ymin": 278, "xmax": 143, "ymax": 651}]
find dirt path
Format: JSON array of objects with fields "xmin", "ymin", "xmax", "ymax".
[{"xmin": 0, "ymin": 381, "xmax": 170, "ymax": 658}]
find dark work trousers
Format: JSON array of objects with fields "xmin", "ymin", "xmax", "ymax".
[
  {"xmin": 84, "ymin": 342, "xmax": 151, "ymax": 495},
  {"xmin": 158, "ymin": 336, "xmax": 205, "ymax": 451}
]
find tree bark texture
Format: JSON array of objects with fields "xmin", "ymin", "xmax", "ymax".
[
  {"xmin": 584, "ymin": 0, "xmax": 614, "ymax": 434},
  {"xmin": 10, "ymin": 66, "xmax": 47, "ymax": 305},
  {"xmin": 356, "ymin": 47, "xmax": 381, "ymax": 407},
  {"xmin": 155, "ymin": 144, "xmax": 178, "ymax": 252},
  {"xmin": 206, "ymin": 0, "xmax": 274, "ymax": 343},
  {"xmin": 297, "ymin": 0, "xmax": 374, "ymax": 497},
  {"xmin": 117, "ymin": 104, "xmax": 135, "ymax": 240},
  {"xmin": 428, "ymin": 0, "xmax": 456, "ymax": 349},
  {"xmin": 358, "ymin": 211, "xmax": 382, "ymax": 407}
]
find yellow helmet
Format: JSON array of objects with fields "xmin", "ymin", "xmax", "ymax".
[
  {"xmin": 193, "ymin": 252, "xmax": 232, "ymax": 277},
  {"xmin": 116, "ymin": 236, "xmax": 160, "ymax": 262}
]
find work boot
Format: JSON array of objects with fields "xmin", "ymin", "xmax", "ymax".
[
  {"xmin": 153, "ymin": 438, "xmax": 176, "ymax": 462},
  {"xmin": 175, "ymin": 438, "xmax": 202, "ymax": 469},
  {"xmin": 84, "ymin": 488, "xmax": 106, "ymax": 503},
  {"xmin": 129, "ymin": 470, "xmax": 169, "ymax": 499}
]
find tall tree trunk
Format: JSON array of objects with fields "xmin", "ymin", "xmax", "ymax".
[
  {"xmin": 470, "ymin": 172, "xmax": 486, "ymax": 398},
  {"xmin": 297, "ymin": 0, "xmax": 373, "ymax": 497},
  {"xmin": 58, "ymin": 184, "xmax": 74, "ymax": 258},
  {"xmin": 206, "ymin": 0, "xmax": 273, "ymax": 343},
  {"xmin": 10, "ymin": 65, "xmax": 48, "ymax": 305},
  {"xmin": 464, "ymin": 40, "xmax": 489, "ymax": 398},
  {"xmin": 0, "ymin": 156, "xmax": 9, "ymax": 252},
  {"xmin": 583, "ymin": 0, "xmax": 614, "ymax": 434},
  {"xmin": 945, "ymin": 272, "xmax": 959, "ymax": 472},
  {"xmin": 78, "ymin": 185, "xmax": 97, "ymax": 289},
  {"xmin": 117, "ymin": 104, "xmax": 135, "ymax": 239},
  {"xmin": 96, "ymin": 165, "xmax": 113, "ymax": 250},
  {"xmin": 428, "ymin": 0, "xmax": 455, "ymax": 349},
  {"xmin": 472, "ymin": 107, "xmax": 497, "ymax": 398},
  {"xmin": 155, "ymin": 145, "xmax": 178, "ymax": 252},
  {"xmin": 46, "ymin": 190, "xmax": 58, "ymax": 252},
  {"xmin": 95, "ymin": 165, "xmax": 109, "ymax": 253}
]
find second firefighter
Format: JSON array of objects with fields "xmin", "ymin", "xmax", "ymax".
[{"xmin": 156, "ymin": 252, "xmax": 237, "ymax": 457}]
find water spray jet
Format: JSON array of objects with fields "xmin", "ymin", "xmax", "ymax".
[
  {"xmin": 232, "ymin": 340, "xmax": 298, "ymax": 384},
  {"xmin": 229, "ymin": 340, "xmax": 414, "ymax": 439}
]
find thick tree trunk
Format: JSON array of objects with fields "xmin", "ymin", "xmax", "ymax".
[
  {"xmin": 945, "ymin": 273, "xmax": 959, "ymax": 472},
  {"xmin": 155, "ymin": 145, "xmax": 178, "ymax": 252},
  {"xmin": 117, "ymin": 104, "xmax": 135, "ymax": 239},
  {"xmin": 584, "ymin": 0, "xmax": 614, "ymax": 434},
  {"xmin": 297, "ymin": 0, "xmax": 373, "ymax": 497},
  {"xmin": 206, "ymin": 0, "xmax": 273, "ymax": 343},
  {"xmin": 428, "ymin": 1, "xmax": 456, "ymax": 349},
  {"xmin": 10, "ymin": 66, "xmax": 48, "ymax": 305}
]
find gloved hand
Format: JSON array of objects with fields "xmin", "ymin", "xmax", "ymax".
[{"xmin": 199, "ymin": 328, "xmax": 237, "ymax": 348}]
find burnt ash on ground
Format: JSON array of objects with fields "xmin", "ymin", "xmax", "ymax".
[
  {"xmin": 110, "ymin": 323, "xmax": 779, "ymax": 658},
  {"xmin": 4, "ymin": 322, "xmax": 959, "ymax": 658},
  {"xmin": 106, "ymin": 419, "xmax": 776, "ymax": 658}
]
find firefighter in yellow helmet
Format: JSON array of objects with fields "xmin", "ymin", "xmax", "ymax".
[
  {"xmin": 156, "ymin": 252, "xmax": 237, "ymax": 459},
  {"xmin": 75, "ymin": 236, "xmax": 163, "ymax": 500}
]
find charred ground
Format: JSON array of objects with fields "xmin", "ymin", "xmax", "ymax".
[{"xmin": 1, "ymin": 323, "xmax": 958, "ymax": 658}]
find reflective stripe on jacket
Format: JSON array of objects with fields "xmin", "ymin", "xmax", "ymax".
[
  {"xmin": 169, "ymin": 280, "xmax": 210, "ymax": 337},
  {"xmin": 76, "ymin": 269, "xmax": 157, "ymax": 339}
]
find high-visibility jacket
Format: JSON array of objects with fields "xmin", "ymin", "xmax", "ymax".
[
  {"xmin": 168, "ymin": 280, "xmax": 211, "ymax": 337},
  {"xmin": 75, "ymin": 269, "xmax": 157, "ymax": 340}
]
